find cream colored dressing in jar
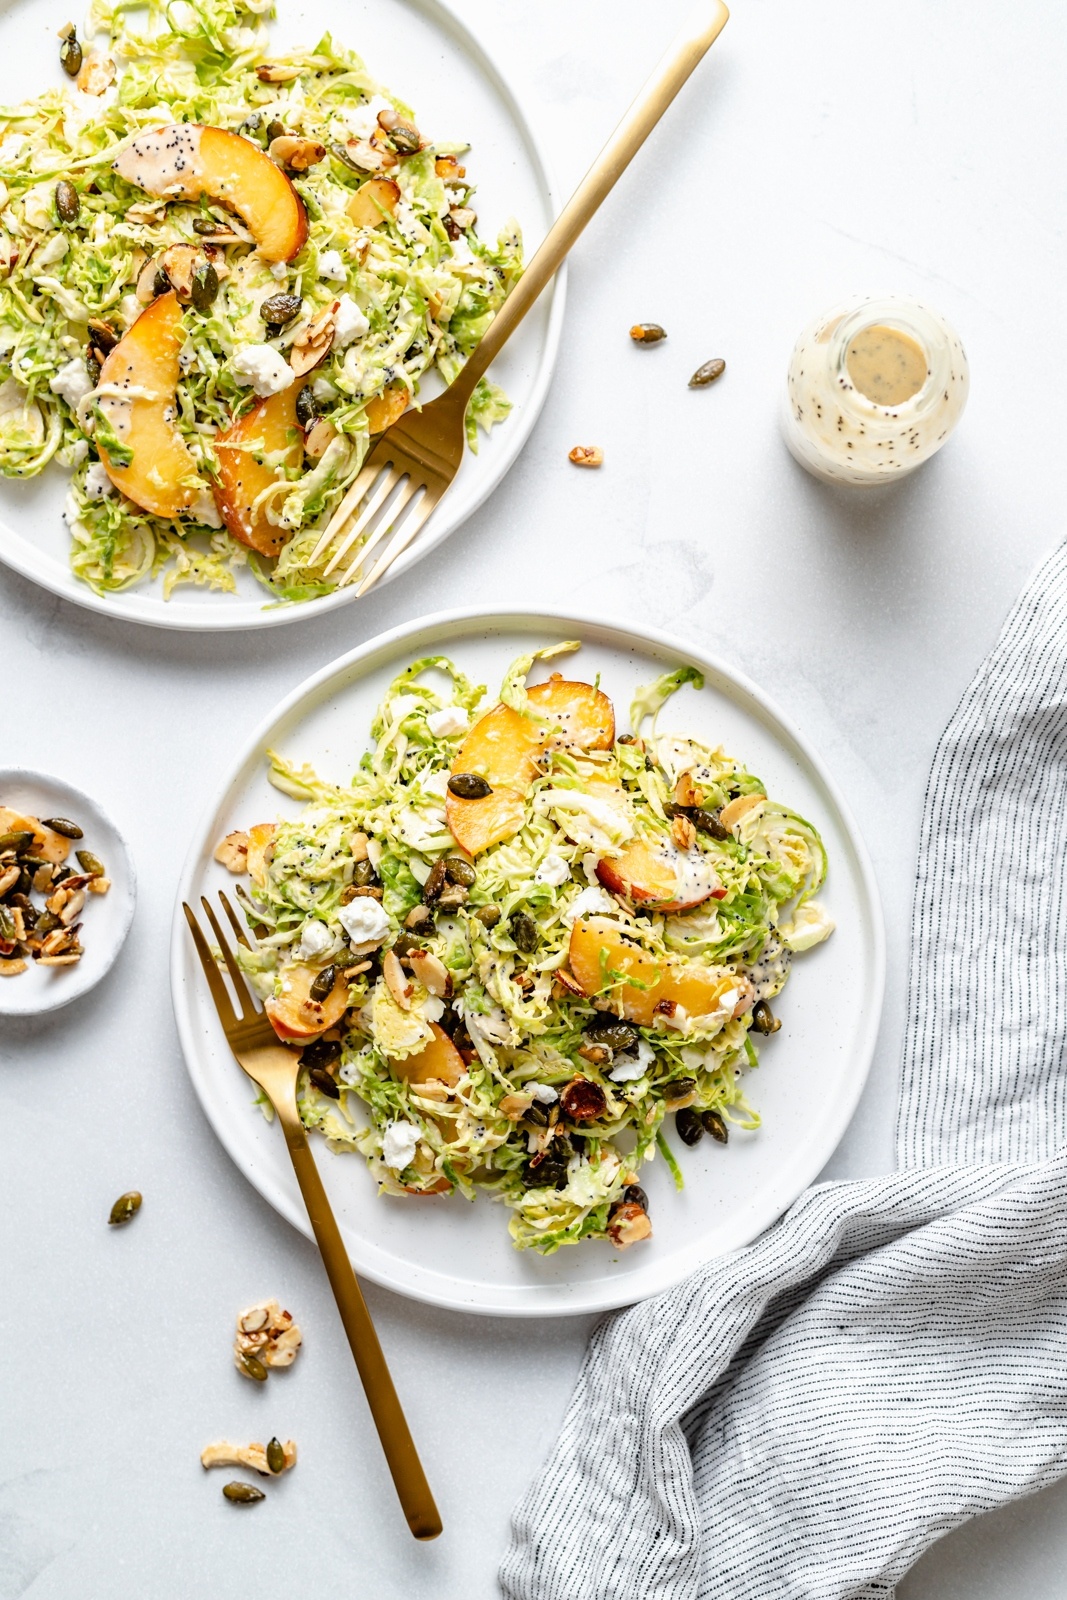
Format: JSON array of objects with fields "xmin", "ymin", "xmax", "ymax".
[{"xmin": 782, "ymin": 294, "xmax": 969, "ymax": 486}]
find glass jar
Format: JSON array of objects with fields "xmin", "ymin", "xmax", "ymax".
[{"xmin": 781, "ymin": 294, "xmax": 969, "ymax": 486}]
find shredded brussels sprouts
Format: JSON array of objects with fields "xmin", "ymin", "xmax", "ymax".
[
  {"xmin": 225, "ymin": 651, "xmax": 834, "ymax": 1254},
  {"xmin": 0, "ymin": 0, "xmax": 521, "ymax": 602}
]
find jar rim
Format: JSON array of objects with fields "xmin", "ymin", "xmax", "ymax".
[{"xmin": 821, "ymin": 296, "xmax": 954, "ymax": 421}]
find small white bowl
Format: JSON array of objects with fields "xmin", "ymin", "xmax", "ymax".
[{"xmin": 0, "ymin": 768, "xmax": 136, "ymax": 1016}]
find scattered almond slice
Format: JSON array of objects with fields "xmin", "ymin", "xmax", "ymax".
[
  {"xmin": 233, "ymin": 1299, "xmax": 302, "ymax": 1375},
  {"xmin": 201, "ymin": 1439, "xmax": 297, "ymax": 1474}
]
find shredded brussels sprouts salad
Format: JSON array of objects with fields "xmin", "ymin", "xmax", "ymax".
[
  {"xmin": 216, "ymin": 645, "xmax": 835, "ymax": 1254},
  {"xmin": 0, "ymin": 0, "xmax": 520, "ymax": 602}
]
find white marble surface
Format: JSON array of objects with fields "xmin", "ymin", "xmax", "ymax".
[{"xmin": 3, "ymin": 0, "xmax": 1066, "ymax": 1594}]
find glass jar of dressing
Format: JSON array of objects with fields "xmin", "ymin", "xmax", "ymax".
[{"xmin": 782, "ymin": 294, "xmax": 969, "ymax": 486}]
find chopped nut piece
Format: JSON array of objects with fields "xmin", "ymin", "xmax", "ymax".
[
  {"xmin": 405, "ymin": 904, "xmax": 433, "ymax": 931},
  {"xmin": 159, "ymin": 243, "xmax": 203, "ymax": 300},
  {"xmin": 0, "ymin": 865, "xmax": 18, "ymax": 896},
  {"xmin": 607, "ymin": 1201, "xmax": 652, "ymax": 1248},
  {"xmin": 233, "ymin": 1299, "xmax": 302, "ymax": 1375},
  {"xmin": 214, "ymin": 831, "xmax": 249, "ymax": 873},
  {"xmin": 290, "ymin": 303, "xmax": 337, "ymax": 378},
  {"xmin": 448, "ymin": 205, "xmax": 476, "ymax": 231},
  {"xmin": 383, "ymin": 948, "xmax": 413, "ymax": 1009},
  {"xmin": 76, "ymin": 51, "xmax": 115, "ymax": 95},
  {"xmin": 86, "ymin": 876, "xmax": 111, "ymax": 895},
  {"xmin": 577, "ymin": 1044, "xmax": 610, "ymax": 1067},
  {"xmin": 568, "ymin": 445, "xmax": 603, "ymax": 468},
  {"xmin": 673, "ymin": 770, "xmax": 704, "ymax": 809},
  {"xmin": 499, "ymin": 1092, "xmax": 534, "ymax": 1120},
  {"xmin": 406, "ymin": 948, "xmax": 451, "ymax": 998},
  {"xmin": 560, "ymin": 1076, "xmax": 607, "ymax": 1121},
  {"xmin": 255, "ymin": 60, "xmax": 302, "ymax": 81},
  {"xmin": 201, "ymin": 1439, "xmax": 297, "ymax": 1475},
  {"xmin": 269, "ymin": 135, "xmax": 326, "ymax": 172},
  {"xmin": 671, "ymin": 813, "xmax": 696, "ymax": 852},
  {"xmin": 553, "ymin": 969, "xmax": 584, "ymax": 998},
  {"xmin": 0, "ymin": 957, "xmax": 27, "ymax": 976},
  {"xmin": 38, "ymin": 953, "xmax": 81, "ymax": 967}
]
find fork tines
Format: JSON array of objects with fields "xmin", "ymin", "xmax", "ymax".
[
  {"xmin": 306, "ymin": 450, "xmax": 440, "ymax": 595},
  {"xmin": 183, "ymin": 892, "xmax": 263, "ymax": 1037}
]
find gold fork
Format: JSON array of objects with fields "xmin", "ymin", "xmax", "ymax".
[
  {"xmin": 183, "ymin": 892, "xmax": 442, "ymax": 1541},
  {"xmin": 307, "ymin": 0, "xmax": 730, "ymax": 595}
]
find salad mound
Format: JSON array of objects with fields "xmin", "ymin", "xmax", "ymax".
[
  {"xmin": 219, "ymin": 647, "xmax": 835, "ymax": 1255},
  {"xmin": 0, "ymin": 0, "xmax": 520, "ymax": 601}
]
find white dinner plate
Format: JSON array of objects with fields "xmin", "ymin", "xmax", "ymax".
[
  {"xmin": 0, "ymin": 0, "xmax": 563, "ymax": 630},
  {"xmin": 171, "ymin": 609, "xmax": 885, "ymax": 1315},
  {"xmin": 0, "ymin": 768, "xmax": 136, "ymax": 1015}
]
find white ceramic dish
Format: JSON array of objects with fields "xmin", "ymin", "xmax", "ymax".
[
  {"xmin": 0, "ymin": 0, "xmax": 563, "ymax": 631},
  {"xmin": 0, "ymin": 768, "xmax": 136, "ymax": 1015},
  {"xmin": 171, "ymin": 609, "xmax": 885, "ymax": 1315}
]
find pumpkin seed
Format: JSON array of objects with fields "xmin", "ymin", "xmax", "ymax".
[
  {"xmin": 444, "ymin": 856, "xmax": 476, "ymax": 887},
  {"xmin": 629, "ymin": 323, "xmax": 666, "ymax": 344},
  {"xmin": 295, "ymin": 386, "xmax": 316, "ymax": 428},
  {"xmin": 191, "ymin": 261, "xmax": 219, "ymax": 312},
  {"xmin": 392, "ymin": 932, "xmax": 422, "ymax": 957},
  {"xmin": 352, "ymin": 858, "xmax": 377, "ymax": 888},
  {"xmin": 524, "ymin": 1102, "xmax": 549, "ymax": 1127},
  {"xmin": 266, "ymin": 119, "xmax": 286, "ymax": 143},
  {"xmin": 584, "ymin": 1020, "xmax": 638, "ymax": 1053},
  {"xmin": 260, "ymin": 293, "xmax": 302, "ymax": 328},
  {"xmin": 473, "ymin": 905, "xmax": 500, "ymax": 928},
  {"xmin": 75, "ymin": 849, "xmax": 105, "ymax": 876},
  {"xmin": 751, "ymin": 999, "xmax": 781, "ymax": 1035},
  {"xmin": 59, "ymin": 32, "xmax": 82, "ymax": 75},
  {"xmin": 329, "ymin": 141, "xmax": 366, "ymax": 173},
  {"xmin": 223, "ymin": 1481, "xmax": 265, "ymax": 1504},
  {"xmin": 523, "ymin": 1156, "xmax": 568, "ymax": 1190},
  {"xmin": 300, "ymin": 1036, "xmax": 341, "ymax": 1068},
  {"xmin": 308, "ymin": 1066, "xmax": 340, "ymax": 1099},
  {"xmin": 87, "ymin": 318, "xmax": 119, "ymax": 354},
  {"xmin": 675, "ymin": 1107, "xmax": 703, "ymax": 1146},
  {"xmin": 41, "ymin": 816, "xmax": 82, "ymax": 839},
  {"xmin": 422, "ymin": 858, "xmax": 447, "ymax": 902},
  {"xmin": 387, "ymin": 123, "xmax": 420, "ymax": 154},
  {"xmin": 689, "ymin": 357, "xmax": 726, "ymax": 389},
  {"xmin": 0, "ymin": 831, "xmax": 33, "ymax": 854},
  {"xmin": 702, "ymin": 1109, "xmax": 729, "ymax": 1143},
  {"xmin": 509, "ymin": 911, "xmax": 538, "ymax": 954},
  {"xmin": 0, "ymin": 906, "xmax": 15, "ymax": 941},
  {"xmin": 266, "ymin": 1437, "xmax": 286, "ymax": 1475},
  {"xmin": 55, "ymin": 181, "xmax": 80, "ymax": 224},
  {"xmin": 447, "ymin": 773, "xmax": 492, "ymax": 800},
  {"xmin": 85, "ymin": 349, "xmax": 102, "ymax": 385},
  {"xmin": 309, "ymin": 964, "xmax": 337, "ymax": 1002},
  {"xmin": 34, "ymin": 910, "xmax": 59, "ymax": 935},
  {"xmin": 623, "ymin": 1182, "xmax": 649, "ymax": 1210},
  {"xmin": 689, "ymin": 806, "xmax": 730, "ymax": 840},
  {"xmin": 238, "ymin": 1351, "xmax": 269, "ymax": 1383},
  {"xmin": 664, "ymin": 1077, "xmax": 697, "ymax": 1104},
  {"xmin": 108, "ymin": 1190, "xmax": 142, "ymax": 1226}
]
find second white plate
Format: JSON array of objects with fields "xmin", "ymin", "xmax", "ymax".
[
  {"xmin": 0, "ymin": 0, "xmax": 563, "ymax": 630},
  {"xmin": 171, "ymin": 608, "xmax": 885, "ymax": 1315}
]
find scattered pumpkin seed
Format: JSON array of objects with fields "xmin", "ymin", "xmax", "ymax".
[
  {"xmin": 237, "ymin": 1351, "xmax": 269, "ymax": 1383},
  {"xmin": 675, "ymin": 1107, "xmax": 703, "ymax": 1146},
  {"xmin": 266, "ymin": 1437, "xmax": 286, "ymax": 1475},
  {"xmin": 0, "ymin": 831, "xmax": 33, "ymax": 854},
  {"xmin": 309, "ymin": 964, "xmax": 337, "ymax": 1002},
  {"xmin": 509, "ymin": 911, "xmax": 539, "ymax": 954},
  {"xmin": 54, "ymin": 181, "xmax": 80, "ymax": 224},
  {"xmin": 41, "ymin": 816, "xmax": 83, "ymax": 838},
  {"xmin": 629, "ymin": 323, "xmax": 666, "ymax": 344},
  {"xmin": 689, "ymin": 357, "xmax": 726, "ymax": 389},
  {"xmin": 223, "ymin": 1481, "xmax": 265, "ymax": 1504},
  {"xmin": 664, "ymin": 1077, "xmax": 697, "ymax": 1104},
  {"xmin": 751, "ymin": 999, "xmax": 781, "ymax": 1035},
  {"xmin": 473, "ymin": 905, "xmax": 501, "ymax": 928},
  {"xmin": 300, "ymin": 1036, "xmax": 341, "ymax": 1069},
  {"xmin": 351, "ymin": 858, "xmax": 377, "ymax": 888},
  {"xmin": 266, "ymin": 118, "xmax": 286, "ymax": 143},
  {"xmin": 443, "ymin": 856, "xmax": 476, "ymax": 887},
  {"xmin": 624, "ymin": 1182, "xmax": 649, "ymax": 1211},
  {"xmin": 260, "ymin": 293, "xmax": 302, "ymax": 328},
  {"xmin": 191, "ymin": 261, "xmax": 219, "ymax": 312},
  {"xmin": 295, "ymin": 386, "xmax": 316, "ymax": 428},
  {"xmin": 584, "ymin": 1020, "xmax": 639, "ymax": 1053},
  {"xmin": 308, "ymin": 1066, "xmax": 340, "ymax": 1099},
  {"xmin": 34, "ymin": 910, "xmax": 60, "ymax": 934},
  {"xmin": 87, "ymin": 318, "xmax": 119, "ymax": 354},
  {"xmin": 702, "ymin": 1109, "xmax": 729, "ymax": 1143},
  {"xmin": 108, "ymin": 1190, "xmax": 142, "ymax": 1226},
  {"xmin": 75, "ymin": 849, "xmax": 105, "ymax": 876},
  {"xmin": 447, "ymin": 773, "xmax": 492, "ymax": 800},
  {"xmin": 387, "ymin": 123, "xmax": 420, "ymax": 154},
  {"xmin": 59, "ymin": 31, "xmax": 82, "ymax": 75}
]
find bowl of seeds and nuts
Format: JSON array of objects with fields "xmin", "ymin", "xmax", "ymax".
[{"xmin": 0, "ymin": 769, "xmax": 136, "ymax": 1015}]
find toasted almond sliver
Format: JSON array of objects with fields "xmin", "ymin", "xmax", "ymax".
[
  {"xmin": 718, "ymin": 792, "xmax": 765, "ymax": 832},
  {"xmin": 383, "ymin": 948, "xmax": 412, "ymax": 1010}
]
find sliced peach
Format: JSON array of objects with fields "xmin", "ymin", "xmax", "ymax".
[
  {"xmin": 527, "ymin": 677, "xmax": 615, "ymax": 749},
  {"xmin": 96, "ymin": 292, "xmax": 201, "ymax": 517},
  {"xmin": 446, "ymin": 788, "xmax": 526, "ymax": 857},
  {"xmin": 246, "ymin": 824, "xmax": 275, "ymax": 887},
  {"xmin": 214, "ymin": 385, "xmax": 302, "ymax": 557},
  {"xmin": 365, "ymin": 383, "xmax": 408, "ymax": 434},
  {"xmin": 113, "ymin": 125, "xmax": 307, "ymax": 262},
  {"xmin": 346, "ymin": 176, "xmax": 400, "ymax": 230},
  {"xmin": 0, "ymin": 808, "xmax": 71, "ymax": 865},
  {"xmin": 265, "ymin": 962, "xmax": 348, "ymax": 1041},
  {"xmin": 568, "ymin": 916, "xmax": 733, "ymax": 1026},
  {"xmin": 453, "ymin": 703, "xmax": 544, "ymax": 789},
  {"xmin": 389, "ymin": 1022, "xmax": 465, "ymax": 1090},
  {"xmin": 596, "ymin": 837, "xmax": 723, "ymax": 913}
]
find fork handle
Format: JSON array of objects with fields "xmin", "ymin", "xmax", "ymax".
[
  {"xmin": 451, "ymin": 0, "xmax": 729, "ymax": 399},
  {"xmin": 277, "ymin": 1108, "xmax": 443, "ymax": 1540}
]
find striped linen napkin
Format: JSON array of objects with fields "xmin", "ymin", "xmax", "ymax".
[{"xmin": 500, "ymin": 541, "xmax": 1067, "ymax": 1600}]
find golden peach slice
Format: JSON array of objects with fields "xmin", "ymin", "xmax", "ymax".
[
  {"xmin": 246, "ymin": 823, "xmax": 275, "ymax": 887},
  {"xmin": 453, "ymin": 702, "xmax": 544, "ymax": 789},
  {"xmin": 596, "ymin": 837, "xmax": 724, "ymax": 913},
  {"xmin": 96, "ymin": 292, "xmax": 201, "ymax": 517},
  {"xmin": 113, "ymin": 125, "xmax": 307, "ymax": 262},
  {"xmin": 389, "ymin": 1022, "xmax": 465, "ymax": 1090},
  {"xmin": 446, "ymin": 787, "xmax": 526, "ymax": 857},
  {"xmin": 214, "ymin": 385, "xmax": 302, "ymax": 557},
  {"xmin": 265, "ymin": 962, "xmax": 348, "ymax": 1041},
  {"xmin": 365, "ymin": 383, "xmax": 408, "ymax": 434},
  {"xmin": 568, "ymin": 916, "xmax": 733, "ymax": 1026},
  {"xmin": 527, "ymin": 677, "xmax": 615, "ymax": 749}
]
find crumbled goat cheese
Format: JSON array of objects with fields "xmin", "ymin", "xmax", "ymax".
[
  {"xmin": 318, "ymin": 249, "xmax": 347, "ymax": 283},
  {"xmin": 534, "ymin": 852, "xmax": 570, "ymax": 888},
  {"xmin": 338, "ymin": 896, "xmax": 390, "ymax": 951},
  {"xmin": 49, "ymin": 356, "xmax": 93, "ymax": 408},
  {"xmin": 297, "ymin": 919, "xmax": 332, "ymax": 962},
  {"xmin": 382, "ymin": 1120, "xmax": 420, "ymax": 1170},
  {"xmin": 332, "ymin": 293, "xmax": 369, "ymax": 349},
  {"xmin": 610, "ymin": 1039, "xmax": 655, "ymax": 1083},
  {"xmin": 230, "ymin": 343, "xmax": 294, "ymax": 397},
  {"xmin": 83, "ymin": 461, "xmax": 114, "ymax": 500},
  {"xmin": 425, "ymin": 704, "xmax": 469, "ymax": 739},
  {"xmin": 562, "ymin": 886, "xmax": 618, "ymax": 925}
]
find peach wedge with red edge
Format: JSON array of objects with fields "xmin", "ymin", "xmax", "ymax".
[
  {"xmin": 567, "ymin": 915, "xmax": 734, "ymax": 1027},
  {"xmin": 113, "ymin": 125, "xmax": 307, "ymax": 263},
  {"xmin": 96, "ymin": 291, "xmax": 201, "ymax": 517},
  {"xmin": 265, "ymin": 963, "xmax": 348, "ymax": 1041},
  {"xmin": 596, "ymin": 838, "xmax": 724, "ymax": 913},
  {"xmin": 526, "ymin": 678, "xmax": 615, "ymax": 749},
  {"xmin": 389, "ymin": 1023, "xmax": 466, "ymax": 1194},
  {"xmin": 214, "ymin": 386, "xmax": 303, "ymax": 557}
]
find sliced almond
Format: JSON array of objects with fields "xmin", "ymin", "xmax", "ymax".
[
  {"xmin": 406, "ymin": 948, "xmax": 451, "ymax": 998},
  {"xmin": 499, "ymin": 1092, "xmax": 534, "ymax": 1120},
  {"xmin": 673, "ymin": 770, "xmax": 703, "ymax": 809},
  {"xmin": 0, "ymin": 865, "xmax": 18, "ymax": 897},
  {"xmin": 0, "ymin": 957, "xmax": 26, "ymax": 976},
  {"xmin": 201, "ymin": 1439, "xmax": 297, "ymax": 1474},
  {"xmin": 135, "ymin": 254, "xmax": 165, "ymax": 304},
  {"xmin": 38, "ymin": 953, "xmax": 81, "ymax": 967},
  {"xmin": 87, "ymin": 876, "xmax": 111, "ymax": 894},
  {"xmin": 255, "ymin": 61, "xmax": 302, "ymax": 82},
  {"xmin": 76, "ymin": 51, "xmax": 115, "ymax": 95},
  {"xmin": 159, "ymin": 244, "xmax": 202, "ymax": 300},
  {"xmin": 238, "ymin": 1304, "xmax": 270, "ymax": 1333},
  {"xmin": 718, "ymin": 793, "xmax": 765, "ymax": 832},
  {"xmin": 449, "ymin": 205, "xmax": 476, "ymax": 231},
  {"xmin": 214, "ymin": 831, "xmax": 249, "ymax": 873},
  {"xmin": 269, "ymin": 135, "xmax": 325, "ymax": 172},
  {"xmin": 58, "ymin": 887, "xmax": 86, "ymax": 926},
  {"xmin": 383, "ymin": 949, "xmax": 412, "ymax": 1010},
  {"xmin": 289, "ymin": 303, "xmax": 337, "ymax": 378},
  {"xmin": 304, "ymin": 417, "xmax": 337, "ymax": 459},
  {"xmin": 345, "ymin": 176, "xmax": 400, "ymax": 231}
]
